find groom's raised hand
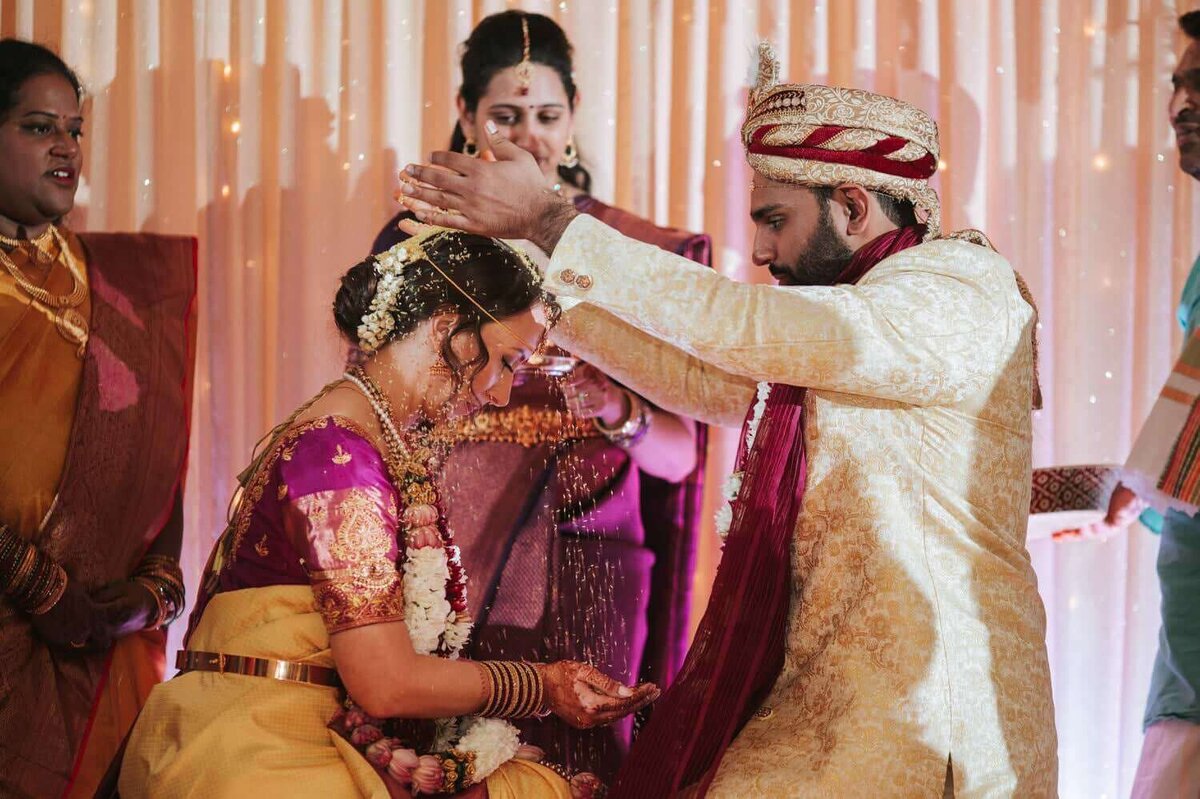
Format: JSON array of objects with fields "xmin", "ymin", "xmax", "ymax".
[{"xmin": 398, "ymin": 121, "xmax": 578, "ymax": 254}]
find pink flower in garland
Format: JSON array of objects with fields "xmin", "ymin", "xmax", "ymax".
[
  {"xmin": 350, "ymin": 724, "xmax": 383, "ymax": 746},
  {"xmin": 570, "ymin": 772, "xmax": 604, "ymax": 799},
  {"xmin": 402, "ymin": 504, "xmax": 439, "ymax": 527},
  {"xmin": 365, "ymin": 739, "xmax": 394, "ymax": 769},
  {"xmin": 387, "ymin": 748, "xmax": 420, "ymax": 785},
  {"xmin": 412, "ymin": 755, "xmax": 443, "ymax": 793},
  {"xmin": 406, "ymin": 524, "xmax": 441, "ymax": 549}
]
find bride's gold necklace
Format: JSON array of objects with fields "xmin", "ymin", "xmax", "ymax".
[{"xmin": 0, "ymin": 225, "xmax": 89, "ymax": 357}]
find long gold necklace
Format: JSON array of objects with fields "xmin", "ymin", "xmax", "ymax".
[{"xmin": 0, "ymin": 225, "xmax": 89, "ymax": 357}]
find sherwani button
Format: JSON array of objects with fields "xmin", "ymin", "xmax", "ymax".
[
  {"xmin": 753, "ymin": 705, "xmax": 774, "ymax": 720},
  {"xmin": 558, "ymin": 268, "xmax": 577, "ymax": 284},
  {"xmin": 575, "ymin": 275, "xmax": 594, "ymax": 290}
]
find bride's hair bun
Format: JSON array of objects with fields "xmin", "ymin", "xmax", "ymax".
[{"xmin": 333, "ymin": 231, "xmax": 543, "ymax": 383}]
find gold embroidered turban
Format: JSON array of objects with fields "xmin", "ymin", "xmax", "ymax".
[{"xmin": 742, "ymin": 43, "xmax": 943, "ymax": 238}]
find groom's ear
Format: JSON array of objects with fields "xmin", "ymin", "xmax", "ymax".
[{"xmin": 832, "ymin": 185, "xmax": 872, "ymax": 237}]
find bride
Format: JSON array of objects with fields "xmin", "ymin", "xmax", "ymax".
[{"xmin": 118, "ymin": 227, "xmax": 658, "ymax": 798}]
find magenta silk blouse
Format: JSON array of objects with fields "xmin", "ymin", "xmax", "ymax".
[{"xmin": 193, "ymin": 415, "xmax": 407, "ymax": 635}]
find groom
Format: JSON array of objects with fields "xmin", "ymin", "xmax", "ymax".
[{"xmin": 400, "ymin": 46, "xmax": 1057, "ymax": 797}]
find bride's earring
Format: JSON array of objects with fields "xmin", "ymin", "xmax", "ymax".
[{"xmin": 430, "ymin": 356, "xmax": 454, "ymax": 382}]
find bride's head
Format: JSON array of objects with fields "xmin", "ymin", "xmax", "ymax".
[{"xmin": 334, "ymin": 229, "xmax": 549, "ymax": 420}]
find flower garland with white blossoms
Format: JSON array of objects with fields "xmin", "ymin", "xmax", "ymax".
[{"xmin": 715, "ymin": 382, "xmax": 772, "ymax": 540}]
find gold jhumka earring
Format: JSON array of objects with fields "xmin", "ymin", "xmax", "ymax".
[{"xmin": 560, "ymin": 137, "xmax": 579, "ymax": 169}]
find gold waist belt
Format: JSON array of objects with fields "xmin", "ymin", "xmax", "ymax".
[
  {"xmin": 175, "ymin": 649, "xmax": 341, "ymax": 688},
  {"xmin": 453, "ymin": 406, "xmax": 603, "ymax": 448}
]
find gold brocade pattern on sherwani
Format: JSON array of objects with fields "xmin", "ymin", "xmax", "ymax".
[{"xmin": 546, "ymin": 216, "xmax": 1058, "ymax": 798}]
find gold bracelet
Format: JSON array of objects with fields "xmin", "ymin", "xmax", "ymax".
[
  {"xmin": 480, "ymin": 661, "xmax": 508, "ymax": 717},
  {"xmin": 10, "ymin": 545, "xmax": 37, "ymax": 594},
  {"xmin": 510, "ymin": 661, "xmax": 531, "ymax": 717},
  {"xmin": 479, "ymin": 661, "xmax": 501, "ymax": 716},
  {"xmin": 478, "ymin": 660, "xmax": 548, "ymax": 719},
  {"xmin": 499, "ymin": 662, "xmax": 523, "ymax": 718},
  {"xmin": 133, "ymin": 576, "xmax": 168, "ymax": 629},
  {"xmin": 31, "ymin": 563, "xmax": 67, "ymax": 615},
  {"xmin": 21, "ymin": 557, "xmax": 54, "ymax": 609}
]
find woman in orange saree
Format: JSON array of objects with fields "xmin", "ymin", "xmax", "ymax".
[{"xmin": 0, "ymin": 40, "xmax": 196, "ymax": 798}]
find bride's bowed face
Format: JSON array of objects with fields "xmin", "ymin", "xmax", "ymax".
[
  {"xmin": 424, "ymin": 305, "xmax": 547, "ymax": 419},
  {"xmin": 458, "ymin": 64, "xmax": 575, "ymax": 185}
]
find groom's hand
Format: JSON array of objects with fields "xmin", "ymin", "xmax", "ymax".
[{"xmin": 398, "ymin": 121, "xmax": 579, "ymax": 254}]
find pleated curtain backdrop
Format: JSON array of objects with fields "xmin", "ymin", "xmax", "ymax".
[{"xmin": 3, "ymin": 1, "xmax": 1197, "ymax": 795}]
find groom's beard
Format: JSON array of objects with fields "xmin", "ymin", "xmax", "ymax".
[{"xmin": 774, "ymin": 204, "xmax": 854, "ymax": 287}]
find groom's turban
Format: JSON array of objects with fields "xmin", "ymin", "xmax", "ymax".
[{"xmin": 742, "ymin": 43, "xmax": 942, "ymax": 239}]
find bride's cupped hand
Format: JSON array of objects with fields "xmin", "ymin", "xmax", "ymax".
[
  {"xmin": 538, "ymin": 660, "xmax": 660, "ymax": 730},
  {"xmin": 396, "ymin": 121, "xmax": 570, "ymax": 243}
]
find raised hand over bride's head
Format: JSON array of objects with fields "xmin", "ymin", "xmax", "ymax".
[{"xmin": 333, "ymin": 229, "xmax": 552, "ymax": 423}]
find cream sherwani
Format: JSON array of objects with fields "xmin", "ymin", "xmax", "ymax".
[{"xmin": 546, "ymin": 215, "xmax": 1057, "ymax": 797}]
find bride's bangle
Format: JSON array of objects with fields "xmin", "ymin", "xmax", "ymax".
[{"xmin": 478, "ymin": 660, "xmax": 547, "ymax": 719}]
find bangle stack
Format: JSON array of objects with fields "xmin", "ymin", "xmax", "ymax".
[
  {"xmin": 593, "ymin": 391, "xmax": 651, "ymax": 449},
  {"xmin": 0, "ymin": 525, "xmax": 68, "ymax": 615},
  {"xmin": 478, "ymin": 660, "xmax": 547, "ymax": 719},
  {"xmin": 131, "ymin": 554, "xmax": 186, "ymax": 629}
]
